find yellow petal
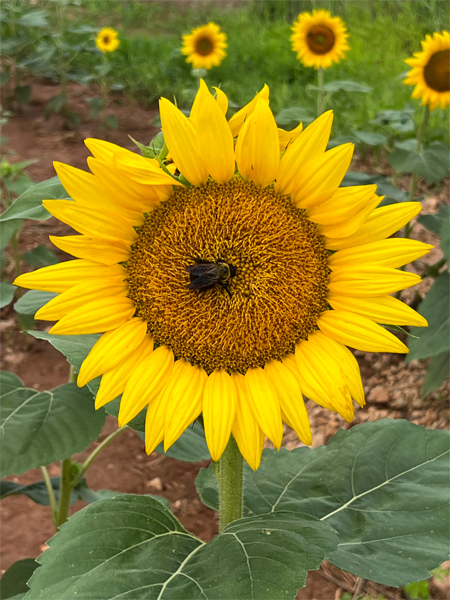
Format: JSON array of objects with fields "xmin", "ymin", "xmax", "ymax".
[
  {"xmin": 213, "ymin": 86, "xmax": 229, "ymax": 115},
  {"xmin": 295, "ymin": 339, "xmax": 355, "ymax": 421},
  {"xmin": 144, "ymin": 391, "xmax": 166, "ymax": 455},
  {"xmin": 244, "ymin": 367, "xmax": 283, "ymax": 449},
  {"xmin": 328, "ymin": 265, "xmax": 422, "ymax": 297},
  {"xmin": 291, "ymin": 143, "xmax": 354, "ymax": 208},
  {"xmin": 203, "ymin": 369, "xmax": 237, "ymax": 461},
  {"xmin": 308, "ymin": 185, "xmax": 377, "ymax": 224},
  {"xmin": 49, "ymin": 235, "xmax": 131, "ymax": 265},
  {"xmin": 35, "ymin": 279, "xmax": 128, "ymax": 321},
  {"xmin": 164, "ymin": 361, "xmax": 207, "ymax": 450},
  {"xmin": 228, "ymin": 84, "xmax": 270, "ymax": 138},
  {"xmin": 317, "ymin": 309, "xmax": 409, "ymax": 353},
  {"xmin": 326, "ymin": 202, "xmax": 422, "ymax": 250},
  {"xmin": 49, "ymin": 297, "xmax": 136, "ymax": 335},
  {"xmin": 235, "ymin": 98, "xmax": 279, "ymax": 187},
  {"xmin": 264, "ymin": 360, "xmax": 312, "ymax": 446},
  {"xmin": 95, "ymin": 336, "xmax": 154, "ymax": 408},
  {"xmin": 14, "ymin": 260, "xmax": 126, "ymax": 293},
  {"xmin": 275, "ymin": 110, "xmax": 333, "ymax": 196},
  {"xmin": 231, "ymin": 373, "xmax": 265, "ymax": 471},
  {"xmin": 328, "ymin": 294, "xmax": 428, "ymax": 327},
  {"xmin": 310, "ymin": 331, "xmax": 365, "ymax": 408},
  {"xmin": 159, "ymin": 97, "xmax": 208, "ymax": 186},
  {"xmin": 194, "ymin": 80, "xmax": 235, "ymax": 183},
  {"xmin": 77, "ymin": 318, "xmax": 148, "ymax": 387},
  {"xmin": 329, "ymin": 239, "xmax": 433, "ymax": 269},
  {"xmin": 112, "ymin": 149, "xmax": 182, "ymax": 187},
  {"xmin": 278, "ymin": 122, "xmax": 304, "ymax": 153},
  {"xmin": 118, "ymin": 345, "xmax": 174, "ymax": 427},
  {"xmin": 42, "ymin": 200, "xmax": 137, "ymax": 244}
]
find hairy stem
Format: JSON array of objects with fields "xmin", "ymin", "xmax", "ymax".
[
  {"xmin": 317, "ymin": 67, "xmax": 324, "ymax": 117},
  {"xmin": 217, "ymin": 435, "xmax": 243, "ymax": 533}
]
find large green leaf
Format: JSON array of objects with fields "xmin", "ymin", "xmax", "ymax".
[
  {"xmin": 275, "ymin": 107, "xmax": 313, "ymax": 128},
  {"xmin": 0, "ymin": 177, "xmax": 69, "ymax": 223},
  {"xmin": 388, "ymin": 141, "xmax": 450, "ymax": 183},
  {"xmin": 23, "ymin": 245, "xmax": 58, "ymax": 268},
  {"xmin": 13, "ymin": 290, "xmax": 57, "ymax": 315},
  {"xmin": 439, "ymin": 214, "xmax": 449, "ymax": 260},
  {"xmin": 0, "ymin": 558, "xmax": 38, "ymax": 600},
  {"xmin": 0, "ymin": 282, "xmax": 16, "ymax": 308},
  {"xmin": 418, "ymin": 204, "xmax": 450, "ymax": 234},
  {"xmin": 422, "ymin": 351, "xmax": 449, "ymax": 396},
  {"xmin": 309, "ymin": 80, "xmax": 372, "ymax": 93},
  {"xmin": 352, "ymin": 131, "xmax": 387, "ymax": 146},
  {"xmin": 155, "ymin": 421, "xmax": 210, "ymax": 461},
  {"xmin": 197, "ymin": 420, "xmax": 450, "ymax": 586},
  {"xmin": 26, "ymin": 495, "xmax": 337, "ymax": 599},
  {"xmin": 0, "ymin": 218, "xmax": 22, "ymax": 249},
  {"xmin": 0, "ymin": 371, "xmax": 105, "ymax": 477},
  {"xmin": 341, "ymin": 171, "xmax": 408, "ymax": 204},
  {"xmin": 407, "ymin": 273, "xmax": 450, "ymax": 360},
  {"xmin": 27, "ymin": 331, "xmax": 100, "ymax": 370},
  {"xmin": 1, "ymin": 476, "xmax": 91, "ymax": 506}
]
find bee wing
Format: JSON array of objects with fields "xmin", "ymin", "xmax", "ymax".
[
  {"xmin": 189, "ymin": 273, "xmax": 218, "ymax": 290},
  {"xmin": 185, "ymin": 264, "xmax": 216, "ymax": 277}
]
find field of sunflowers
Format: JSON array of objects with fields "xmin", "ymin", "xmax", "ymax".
[{"xmin": 1, "ymin": 1, "xmax": 449, "ymax": 599}]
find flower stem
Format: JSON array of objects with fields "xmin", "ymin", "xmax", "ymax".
[
  {"xmin": 317, "ymin": 67, "xmax": 324, "ymax": 117},
  {"xmin": 56, "ymin": 457, "xmax": 72, "ymax": 530},
  {"xmin": 404, "ymin": 104, "xmax": 430, "ymax": 238},
  {"xmin": 217, "ymin": 435, "xmax": 243, "ymax": 533}
]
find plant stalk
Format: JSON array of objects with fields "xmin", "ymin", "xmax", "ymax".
[
  {"xmin": 317, "ymin": 67, "xmax": 324, "ymax": 117},
  {"xmin": 56, "ymin": 457, "xmax": 72, "ymax": 529},
  {"xmin": 217, "ymin": 435, "xmax": 243, "ymax": 533},
  {"xmin": 40, "ymin": 466, "xmax": 58, "ymax": 529},
  {"xmin": 405, "ymin": 105, "xmax": 430, "ymax": 237}
]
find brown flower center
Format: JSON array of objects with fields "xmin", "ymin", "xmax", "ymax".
[
  {"xmin": 195, "ymin": 36, "xmax": 214, "ymax": 56},
  {"xmin": 307, "ymin": 24, "xmax": 335, "ymax": 55},
  {"xmin": 424, "ymin": 49, "xmax": 450, "ymax": 92},
  {"xmin": 126, "ymin": 180, "xmax": 329, "ymax": 373}
]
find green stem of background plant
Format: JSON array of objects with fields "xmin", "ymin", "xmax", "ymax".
[
  {"xmin": 317, "ymin": 67, "xmax": 324, "ymax": 117},
  {"xmin": 404, "ymin": 104, "xmax": 430, "ymax": 238},
  {"xmin": 217, "ymin": 435, "xmax": 243, "ymax": 533},
  {"xmin": 40, "ymin": 466, "xmax": 58, "ymax": 529},
  {"xmin": 101, "ymin": 53, "xmax": 108, "ymax": 126},
  {"xmin": 10, "ymin": 230, "xmax": 21, "ymax": 281}
]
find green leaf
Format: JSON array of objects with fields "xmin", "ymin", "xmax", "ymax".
[
  {"xmin": 0, "ymin": 371, "xmax": 105, "ymax": 477},
  {"xmin": 1, "ymin": 476, "xmax": 90, "ymax": 506},
  {"xmin": 129, "ymin": 135, "xmax": 157, "ymax": 159},
  {"xmin": 439, "ymin": 214, "xmax": 450, "ymax": 260},
  {"xmin": 13, "ymin": 290, "xmax": 57, "ymax": 315},
  {"xmin": 373, "ymin": 109, "xmax": 415, "ymax": 127},
  {"xmin": 45, "ymin": 95, "xmax": 66, "ymax": 117},
  {"xmin": 85, "ymin": 97, "xmax": 104, "ymax": 118},
  {"xmin": 418, "ymin": 204, "xmax": 450, "ymax": 234},
  {"xmin": 17, "ymin": 10, "xmax": 48, "ymax": 27},
  {"xmin": 342, "ymin": 171, "xmax": 408, "ymax": 204},
  {"xmin": 155, "ymin": 421, "xmax": 210, "ymax": 461},
  {"xmin": 104, "ymin": 114, "xmax": 118, "ymax": 130},
  {"xmin": 14, "ymin": 85, "xmax": 31, "ymax": 106},
  {"xmin": 352, "ymin": 131, "xmax": 387, "ymax": 146},
  {"xmin": 0, "ymin": 177, "xmax": 69, "ymax": 222},
  {"xmin": 309, "ymin": 80, "xmax": 372, "ymax": 93},
  {"xmin": 408, "ymin": 273, "xmax": 450, "ymax": 360},
  {"xmin": 196, "ymin": 419, "xmax": 450, "ymax": 587},
  {"xmin": 26, "ymin": 331, "xmax": 100, "ymax": 371},
  {"xmin": 275, "ymin": 106, "xmax": 313, "ymax": 128},
  {"xmin": 26, "ymin": 495, "xmax": 337, "ymax": 599},
  {"xmin": 422, "ymin": 351, "xmax": 449, "ymax": 396},
  {"xmin": 76, "ymin": 486, "xmax": 170, "ymax": 508},
  {"xmin": 0, "ymin": 282, "xmax": 16, "ymax": 308},
  {"xmin": 389, "ymin": 142, "xmax": 450, "ymax": 183},
  {"xmin": 0, "ymin": 219, "xmax": 22, "ymax": 249},
  {"xmin": 0, "ymin": 558, "xmax": 38, "ymax": 599},
  {"xmin": 23, "ymin": 245, "xmax": 58, "ymax": 268}
]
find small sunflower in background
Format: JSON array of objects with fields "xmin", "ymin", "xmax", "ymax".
[
  {"xmin": 96, "ymin": 27, "xmax": 120, "ymax": 53},
  {"xmin": 291, "ymin": 9, "xmax": 349, "ymax": 70},
  {"xmin": 404, "ymin": 31, "xmax": 450, "ymax": 111},
  {"xmin": 15, "ymin": 82, "xmax": 431, "ymax": 471},
  {"xmin": 181, "ymin": 22, "xmax": 227, "ymax": 70}
]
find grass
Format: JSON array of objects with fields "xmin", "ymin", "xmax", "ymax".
[{"xmin": 16, "ymin": 1, "xmax": 450, "ymax": 138}]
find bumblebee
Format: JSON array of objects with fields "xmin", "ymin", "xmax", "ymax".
[{"xmin": 186, "ymin": 259, "xmax": 236, "ymax": 295}]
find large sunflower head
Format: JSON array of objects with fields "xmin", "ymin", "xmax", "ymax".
[
  {"xmin": 95, "ymin": 27, "xmax": 120, "ymax": 53},
  {"xmin": 181, "ymin": 22, "xmax": 227, "ymax": 70},
  {"xmin": 404, "ymin": 31, "xmax": 450, "ymax": 111},
  {"xmin": 291, "ymin": 9, "xmax": 349, "ymax": 70},
  {"xmin": 15, "ymin": 81, "xmax": 430, "ymax": 470}
]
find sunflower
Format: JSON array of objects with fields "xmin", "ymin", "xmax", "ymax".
[
  {"xmin": 181, "ymin": 22, "xmax": 227, "ymax": 70},
  {"xmin": 291, "ymin": 9, "xmax": 349, "ymax": 70},
  {"xmin": 15, "ymin": 82, "xmax": 430, "ymax": 470},
  {"xmin": 404, "ymin": 31, "xmax": 450, "ymax": 111},
  {"xmin": 95, "ymin": 27, "xmax": 120, "ymax": 53}
]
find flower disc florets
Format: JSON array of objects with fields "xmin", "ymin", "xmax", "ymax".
[{"xmin": 126, "ymin": 179, "xmax": 329, "ymax": 373}]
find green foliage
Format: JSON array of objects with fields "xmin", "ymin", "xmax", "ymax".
[
  {"xmin": 0, "ymin": 176, "xmax": 69, "ymax": 222},
  {"xmin": 0, "ymin": 371, "xmax": 105, "ymax": 477},
  {"xmin": 0, "ymin": 558, "xmax": 38, "ymax": 600},
  {"xmin": 0, "ymin": 281, "xmax": 16, "ymax": 308},
  {"xmin": 1, "ymin": 476, "xmax": 91, "ymax": 507},
  {"xmin": 13, "ymin": 290, "xmax": 57, "ymax": 315},
  {"xmin": 23, "ymin": 245, "xmax": 58, "ymax": 268},
  {"xmin": 389, "ymin": 141, "xmax": 450, "ymax": 183},
  {"xmin": 155, "ymin": 421, "xmax": 210, "ymax": 461},
  {"xmin": 404, "ymin": 578, "xmax": 430, "ymax": 600},
  {"xmin": 196, "ymin": 420, "xmax": 450, "ymax": 587},
  {"xmin": 25, "ymin": 495, "xmax": 337, "ymax": 599}
]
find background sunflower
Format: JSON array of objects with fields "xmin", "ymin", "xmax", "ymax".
[
  {"xmin": 95, "ymin": 27, "xmax": 120, "ymax": 53},
  {"xmin": 181, "ymin": 22, "xmax": 227, "ymax": 70}
]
